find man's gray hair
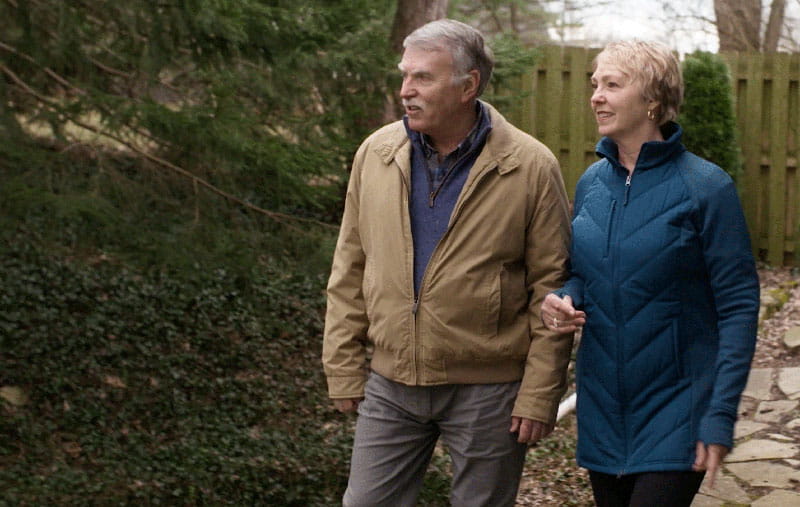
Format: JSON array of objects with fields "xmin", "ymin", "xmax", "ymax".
[{"xmin": 403, "ymin": 19, "xmax": 494, "ymax": 97}]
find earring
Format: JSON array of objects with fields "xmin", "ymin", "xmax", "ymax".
[{"xmin": 647, "ymin": 109, "xmax": 656, "ymax": 121}]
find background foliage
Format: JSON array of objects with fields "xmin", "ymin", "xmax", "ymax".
[
  {"xmin": 679, "ymin": 50, "xmax": 743, "ymax": 182},
  {"xmin": 0, "ymin": 0, "xmax": 390, "ymax": 504},
  {"xmin": 1, "ymin": 0, "xmax": 402, "ymax": 221},
  {"xmin": 0, "ymin": 0, "xmax": 542, "ymax": 503}
]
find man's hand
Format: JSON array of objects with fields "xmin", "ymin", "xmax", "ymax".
[
  {"xmin": 510, "ymin": 417, "xmax": 554, "ymax": 444},
  {"xmin": 693, "ymin": 441, "xmax": 729, "ymax": 488},
  {"xmin": 333, "ymin": 398, "xmax": 363, "ymax": 413}
]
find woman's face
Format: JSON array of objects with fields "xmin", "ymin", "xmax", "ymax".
[{"xmin": 590, "ymin": 61, "xmax": 656, "ymax": 144}]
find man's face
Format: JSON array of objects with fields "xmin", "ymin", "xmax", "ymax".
[{"xmin": 398, "ymin": 46, "xmax": 468, "ymax": 139}]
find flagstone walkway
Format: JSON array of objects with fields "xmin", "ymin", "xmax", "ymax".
[{"xmin": 692, "ymin": 367, "xmax": 800, "ymax": 506}]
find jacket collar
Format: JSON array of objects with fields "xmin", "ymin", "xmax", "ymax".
[
  {"xmin": 596, "ymin": 122, "xmax": 686, "ymax": 171},
  {"xmin": 375, "ymin": 101, "xmax": 520, "ymax": 176},
  {"xmin": 403, "ymin": 101, "xmax": 492, "ymax": 161}
]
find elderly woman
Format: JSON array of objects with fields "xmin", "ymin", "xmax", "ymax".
[{"xmin": 542, "ymin": 41, "xmax": 759, "ymax": 506}]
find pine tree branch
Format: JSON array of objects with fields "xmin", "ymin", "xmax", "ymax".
[
  {"xmin": 86, "ymin": 54, "xmax": 133, "ymax": 79},
  {"xmin": 0, "ymin": 62, "xmax": 336, "ymax": 232},
  {"xmin": 0, "ymin": 41, "xmax": 86, "ymax": 95},
  {"xmin": 0, "ymin": 41, "xmax": 171, "ymax": 151}
]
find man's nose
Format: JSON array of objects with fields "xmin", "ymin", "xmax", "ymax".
[{"xmin": 400, "ymin": 78, "xmax": 414, "ymax": 98}]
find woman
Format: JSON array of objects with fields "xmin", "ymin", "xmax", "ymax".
[{"xmin": 542, "ymin": 41, "xmax": 760, "ymax": 507}]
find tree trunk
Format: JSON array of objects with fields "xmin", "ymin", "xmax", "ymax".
[
  {"xmin": 389, "ymin": 0, "xmax": 449, "ymax": 54},
  {"xmin": 763, "ymin": 0, "xmax": 786, "ymax": 52},
  {"xmin": 714, "ymin": 0, "xmax": 761, "ymax": 51}
]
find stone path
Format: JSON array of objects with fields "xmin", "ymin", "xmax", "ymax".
[{"xmin": 692, "ymin": 367, "xmax": 800, "ymax": 506}]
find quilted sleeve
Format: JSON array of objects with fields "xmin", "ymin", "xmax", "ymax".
[{"xmin": 694, "ymin": 164, "xmax": 760, "ymax": 448}]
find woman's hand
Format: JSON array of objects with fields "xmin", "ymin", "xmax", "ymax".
[
  {"xmin": 541, "ymin": 293, "xmax": 586, "ymax": 332},
  {"xmin": 693, "ymin": 442, "xmax": 729, "ymax": 488}
]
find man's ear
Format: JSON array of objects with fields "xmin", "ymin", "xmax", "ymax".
[{"xmin": 462, "ymin": 69, "xmax": 480, "ymax": 102}]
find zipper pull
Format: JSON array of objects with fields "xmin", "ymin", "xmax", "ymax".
[
  {"xmin": 412, "ymin": 299, "xmax": 419, "ymax": 314},
  {"xmin": 624, "ymin": 172, "xmax": 632, "ymax": 205}
]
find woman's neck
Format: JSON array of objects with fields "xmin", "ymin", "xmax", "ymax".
[{"xmin": 614, "ymin": 126, "xmax": 664, "ymax": 174}]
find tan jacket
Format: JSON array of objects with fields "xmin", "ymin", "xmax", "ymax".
[{"xmin": 322, "ymin": 104, "xmax": 573, "ymax": 423}]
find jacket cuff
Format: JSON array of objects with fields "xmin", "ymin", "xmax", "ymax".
[
  {"xmin": 511, "ymin": 395, "xmax": 561, "ymax": 426},
  {"xmin": 326, "ymin": 374, "xmax": 367, "ymax": 399},
  {"xmin": 554, "ymin": 281, "xmax": 583, "ymax": 308},
  {"xmin": 698, "ymin": 408, "xmax": 736, "ymax": 449}
]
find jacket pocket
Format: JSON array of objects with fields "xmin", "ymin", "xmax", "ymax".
[
  {"xmin": 362, "ymin": 259, "xmax": 376, "ymax": 317},
  {"xmin": 604, "ymin": 200, "xmax": 617, "ymax": 258},
  {"xmin": 672, "ymin": 319, "xmax": 684, "ymax": 378},
  {"xmin": 497, "ymin": 262, "xmax": 527, "ymax": 333}
]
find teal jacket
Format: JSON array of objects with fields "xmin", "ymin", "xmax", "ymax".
[{"xmin": 560, "ymin": 123, "xmax": 759, "ymax": 475}]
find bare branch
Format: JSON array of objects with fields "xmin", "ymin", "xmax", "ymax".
[{"xmin": 764, "ymin": 0, "xmax": 787, "ymax": 52}]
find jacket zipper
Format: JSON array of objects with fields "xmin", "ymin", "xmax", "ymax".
[
  {"xmin": 616, "ymin": 169, "xmax": 632, "ymax": 476},
  {"xmin": 399, "ymin": 168, "xmax": 421, "ymax": 384},
  {"xmin": 428, "ymin": 149, "xmax": 473, "ymax": 207},
  {"xmin": 412, "ymin": 161, "xmax": 496, "ymax": 382}
]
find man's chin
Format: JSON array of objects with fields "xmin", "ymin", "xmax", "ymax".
[{"xmin": 406, "ymin": 118, "xmax": 430, "ymax": 133}]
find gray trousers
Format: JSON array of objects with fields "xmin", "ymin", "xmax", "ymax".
[{"xmin": 343, "ymin": 373, "xmax": 528, "ymax": 507}]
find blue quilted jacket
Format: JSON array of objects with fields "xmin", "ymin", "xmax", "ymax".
[{"xmin": 560, "ymin": 123, "xmax": 759, "ymax": 475}]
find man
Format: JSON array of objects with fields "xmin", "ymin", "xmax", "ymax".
[{"xmin": 322, "ymin": 19, "xmax": 573, "ymax": 506}]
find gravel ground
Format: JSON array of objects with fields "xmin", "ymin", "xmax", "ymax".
[
  {"xmin": 752, "ymin": 265, "xmax": 800, "ymax": 368},
  {"xmin": 516, "ymin": 265, "xmax": 800, "ymax": 506}
]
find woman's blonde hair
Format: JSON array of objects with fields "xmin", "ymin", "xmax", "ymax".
[{"xmin": 594, "ymin": 40, "xmax": 684, "ymax": 125}]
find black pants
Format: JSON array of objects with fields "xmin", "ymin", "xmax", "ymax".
[{"xmin": 588, "ymin": 470, "xmax": 705, "ymax": 507}]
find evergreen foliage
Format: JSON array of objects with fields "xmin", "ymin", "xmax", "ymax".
[
  {"xmin": 0, "ymin": 239, "xmax": 355, "ymax": 504},
  {"xmin": 679, "ymin": 51, "xmax": 743, "ymax": 183},
  {"xmin": 0, "ymin": 0, "xmax": 397, "ymax": 224},
  {"xmin": 0, "ymin": 1, "xmax": 540, "ymax": 502},
  {"xmin": 0, "ymin": 1, "xmax": 400, "ymax": 503}
]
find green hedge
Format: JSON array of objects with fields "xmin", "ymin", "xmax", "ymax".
[
  {"xmin": 679, "ymin": 51, "xmax": 742, "ymax": 183},
  {"xmin": 0, "ymin": 239, "xmax": 355, "ymax": 504}
]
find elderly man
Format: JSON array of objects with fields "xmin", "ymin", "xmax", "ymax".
[{"xmin": 322, "ymin": 18, "xmax": 573, "ymax": 506}]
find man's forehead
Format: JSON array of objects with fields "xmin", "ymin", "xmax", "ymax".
[{"xmin": 398, "ymin": 46, "xmax": 451, "ymax": 69}]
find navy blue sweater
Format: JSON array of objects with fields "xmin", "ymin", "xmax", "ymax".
[{"xmin": 404, "ymin": 103, "xmax": 492, "ymax": 295}]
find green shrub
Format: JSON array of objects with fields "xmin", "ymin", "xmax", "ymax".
[
  {"xmin": 679, "ymin": 51, "xmax": 742, "ymax": 183},
  {"xmin": 0, "ymin": 239, "xmax": 349, "ymax": 504},
  {"xmin": 0, "ymin": 230, "xmax": 454, "ymax": 504}
]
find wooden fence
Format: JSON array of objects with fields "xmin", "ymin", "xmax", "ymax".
[{"xmin": 503, "ymin": 46, "xmax": 800, "ymax": 266}]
